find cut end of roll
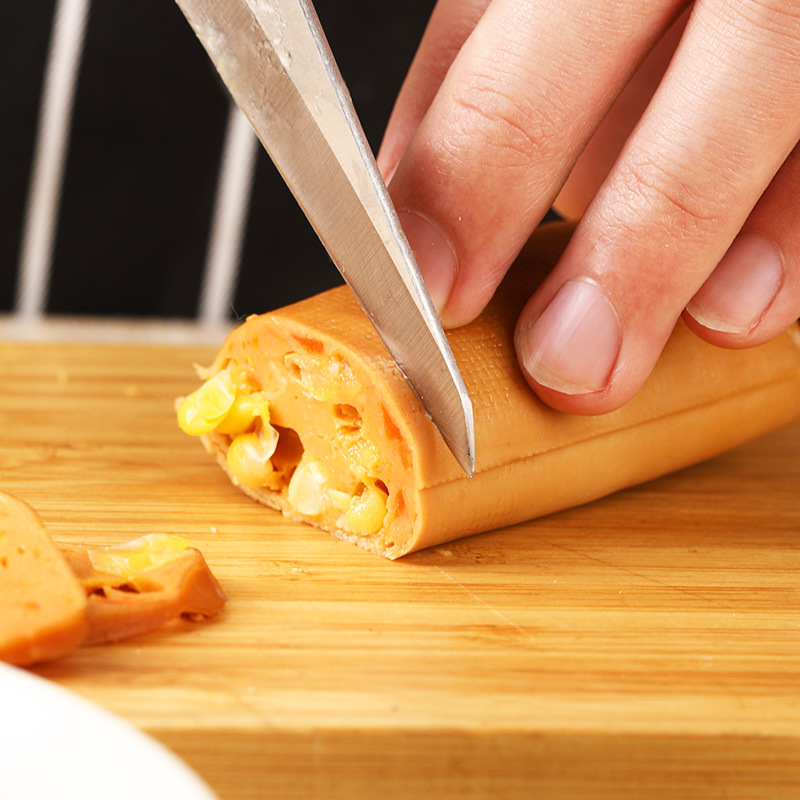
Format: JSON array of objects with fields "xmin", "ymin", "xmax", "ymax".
[{"xmin": 178, "ymin": 322, "xmax": 425, "ymax": 559}]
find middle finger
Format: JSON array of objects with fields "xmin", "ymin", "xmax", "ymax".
[{"xmin": 388, "ymin": 0, "xmax": 687, "ymax": 326}]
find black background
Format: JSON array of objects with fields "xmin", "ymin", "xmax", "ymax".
[{"xmin": 1, "ymin": 1, "xmax": 435, "ymax": 318}]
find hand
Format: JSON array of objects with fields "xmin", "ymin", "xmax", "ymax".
[{"xmin": 377, "ymin": 1, "xmax": 800, "ymax": 414}]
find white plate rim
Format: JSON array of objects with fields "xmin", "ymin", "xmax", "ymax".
[{"xmin": 0, "ymin": 662, "xmax": 218, "ymax": 800}]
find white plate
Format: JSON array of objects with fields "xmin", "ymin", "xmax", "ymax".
[{"xmin": 0, "ymin": 663, "xmax": 218, "ymax": 800}]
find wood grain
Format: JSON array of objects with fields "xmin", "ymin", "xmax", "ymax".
[{"xmin": 2, "ymin": 340, "xmax": 799, "ymax": 798}]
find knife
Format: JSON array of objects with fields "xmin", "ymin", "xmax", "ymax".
[{"xmin": 174, "ymin": 0, "xmax": 475, "ymax": 477}]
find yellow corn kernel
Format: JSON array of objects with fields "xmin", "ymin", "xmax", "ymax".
[
  {"xmin": 327, "ymin": 488, "xmax": 352, "ymax": 513},
  {"xmin": 286, "ymin": 460, "xmax": 333, "ymax": 516},
  {"xmin": 88, "ymin": 533, "xmax": 190, "ymax": 579},
  {"xmin": 177, "ymin": 369, "xmax": 236, "ymax": 435},
  {"xmin": 226, "ymin": 426, "xmax": 279, "ymax": 489},
  {"xmin": 345, "ymin": 437, "xmax": 381, "ymax": 479},
  {"xmin": 216, "ymin": 392, "xmax": 270, "ymax": 435},
  {"xmin": 284, "ymin": 354, "xmax": 359, "ymax": 402},
  {"xmin": 345, "ymin": 482, "xmax": 388, "ymax": 536},
  {"xmin": 285, "ymin": 354, "xmax": 334, "ymax": 402},
  {"xmin": 226, "ymin": 359, "xmax": 255, "ymax": 390}
]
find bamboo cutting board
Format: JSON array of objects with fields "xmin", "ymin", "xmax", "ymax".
[{"xmin": 2, "ymin": 339, "xmax": 800, "ymax": 799}]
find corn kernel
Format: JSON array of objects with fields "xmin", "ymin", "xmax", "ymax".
[
  {"xmin": 226, "ymin": 426, "xmax": 279, "ymax": 489},
  {"xmin": 226, "ymin": 360, "xmax": 255, "ymax": 390},
  {"xmin": 284, "ymin": 354, "xmax": 359, "ymax": 402},
  {"xmin": 216, "ymin": 392, "xmax": 270, "ymax": 435},
  {"xmin": 178, "ymin": 369, "xmax": 236, "ymax": 435},
  {"xmin": 327, "ymin": 488, "xmax": 352, "ymax": 512},
  {"xmin": 345, "ymin": 438, "xmax": 381, "ymax": 478},
  {"xmin": 285, "ymin": 354, "xmax": 334, "ymax": 401},
  {"xmin": 88, "ymin": 533, "xmax": 190, "ymax": 579},
  {"xmin": 345, "ymin": 482, "xmax": 387, "ymax": 536},
  {"xmin": 286, "ymin": 460, "xmax": 332, "ymax": 516}
]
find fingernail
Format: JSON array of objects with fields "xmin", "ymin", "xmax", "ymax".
[
  {"xmin": 399, "ymin": 210, "xmax": 457, "ymax": 316},
  {"xmin": 376, "ymin": 151, "xmax": 397, "ymax": 185},
  {"xmin": 517, "ymin": 279, "xmax": 621, "ymax": 395},
  {"xmin": 686, "ymin": 232, "xmax": 784, "ymax": 334}
]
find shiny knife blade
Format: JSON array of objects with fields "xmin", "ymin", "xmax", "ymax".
[{"xmin": 175, "ymin": 0, "xmax": 475, "ymax": 476}]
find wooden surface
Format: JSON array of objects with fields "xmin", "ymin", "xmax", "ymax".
[{"xmin": 2, "ymin": 339, "xmax": 800, "ymax": 798}]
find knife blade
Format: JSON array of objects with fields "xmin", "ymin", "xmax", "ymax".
[{"xmin": 175, "ymin": 0, "xmax": 475, "ymax": 477}]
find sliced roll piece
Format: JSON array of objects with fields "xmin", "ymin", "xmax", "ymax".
[
  {"xmin": 0, "ymin": 493, "xmax": 87, "ymax": 666},
  {"xmin": 1, "ymin": 492, "xmax": 226, "ymax": 665},
  {"xmin": 61, "ymin": 534, "xmax": 227, "ymax": 646},
  {"xmin": 178, "ymin": 222, "xmax": 800, "ymax": 559}
]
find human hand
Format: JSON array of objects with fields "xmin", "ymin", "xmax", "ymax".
[{"xmin": 377, "ymin": 1, "xmax": 800, "ymax": 415}]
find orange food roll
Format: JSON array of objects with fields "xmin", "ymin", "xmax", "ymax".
[
  {"xmin": 0, "ymin": 492, "xmax": 87, "ymax": 666},
  {"xmin": 178, "ymin": 222, "xmax": 800, "ymax": 559}
]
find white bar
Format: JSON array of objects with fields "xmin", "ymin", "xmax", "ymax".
[
  {"xmin": 0, "ymin": 314, "xmax": 233, "ymax": 346},
  {"xmin": 16, "ymin": 0, "xmax": 92, "ymax": 318},
  {"xmin": 198, "ymin": 103, "xmax": 259, "ymax": 325}
]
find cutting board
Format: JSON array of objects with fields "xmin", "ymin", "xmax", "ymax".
[{"xmin": 2, "ymin": 340, "xmax": 800, "ymax": 799}]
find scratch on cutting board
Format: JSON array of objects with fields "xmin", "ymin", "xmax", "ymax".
[
  {"xmin": 545, "ymin": 539, "xmax": 737, "ymax": 611},
  {"xmin": 435, "ymin": 565, "xmax": 527, "ymax": 635}
]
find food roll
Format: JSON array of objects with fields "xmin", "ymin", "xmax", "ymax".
[{"xmin": 178, "ymin": 222, "xmax": 800, "ymax": 559}]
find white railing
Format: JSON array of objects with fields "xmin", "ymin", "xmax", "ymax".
[{"xmin": 13, "ymin": 0, "xmax": 256, "ymax": 335}]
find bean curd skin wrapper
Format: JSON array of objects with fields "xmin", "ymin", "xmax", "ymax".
[{"xmin": 180, "ymin": 222, "xmax": 800, "ymax": 559}]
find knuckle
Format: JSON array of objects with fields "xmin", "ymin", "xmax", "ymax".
[
  {"xmin": 619, "ymin": 154, "xmax": 727, "ymax": 242},
  {"xmin": 715, "ymin": 0, "xmax": 800, "ymax": 82},
  {"xmin": 447, "ymin": 69, "xmax": 565, "ymax": 170},
  {"xmin": 735, "ymin": 0, "xmax": 800, "ymax": 38}
]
